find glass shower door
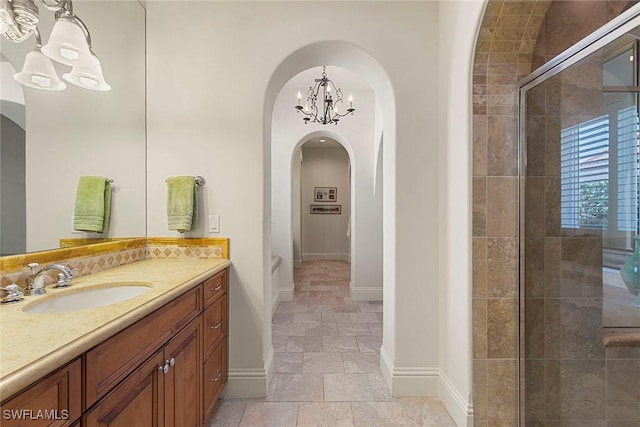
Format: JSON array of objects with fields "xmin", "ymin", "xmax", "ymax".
[{"xmin": 521, "ymin": 19, "xmax": 640, "ymax": 426}]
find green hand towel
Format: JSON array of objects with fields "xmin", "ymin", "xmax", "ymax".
[
  {"xmin": 74, "ymin": 176, "xmax": 111, "ymax": 233},
  {"xmin": 167, "ymin": 176, "xmax": 196, "ymax": 232}
]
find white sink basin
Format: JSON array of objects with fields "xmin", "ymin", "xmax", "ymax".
[{"xmin": 22, "ymin": 282, "xmax": 153, "ymax": 314}]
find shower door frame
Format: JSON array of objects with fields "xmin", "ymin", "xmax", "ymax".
[{"xmin": 517, "ymin": 5, "xmax": 640, "ymax": 425}]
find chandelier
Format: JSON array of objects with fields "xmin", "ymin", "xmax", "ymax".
[
  {"xmin": 295, "ymin": 66, "xmax": 355, "ymax": 125},
  {"xmin": 0, "ymin": 0, "xmax": 110, "ymax": 91}
]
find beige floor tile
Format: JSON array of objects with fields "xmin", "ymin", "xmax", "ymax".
[
  {"xmin": 239, "ymin": 402, "xmax": 298, "ymax": 427},
  {"xmin": 292, "ymin": 313, "xmax": 322, "ymax": 324},
  {"xmin": 286, "ymin": 336, "xmax": 323, "ymax": 352},
  {"xmin": 274, "ymin": 352, "xmax": 303, "ymax": 374},
  {"xmin": 277, "ymin": 302, "xmax": 309, "ymax": 313},
  {"xmin": 273, "ymin": 323, "xmax": 307, "ymax": 337},
  {"xmin": 324, "ymin": 373, "xmax": 375, "ymax": 401},
  {"xmin": 272, "ymin": 313, "xmax": 295, "ymax": 324},
  {"xmin": 297, "ymin": 402, "xmax": 354, "ymax": 427},
  {"xmin": 337, "ymin": 324, "xmax": 370, "ymax": 336},
  {"xmin": 305, "ymin": 324, "xmax": 338, "ymax": 336},
  {"xmin": 274, "ymin": 374, "xmax": 324, "ymax": 402},
  {"xmin": 273, "ymin": 336, "xmax": 288, "ymax": 352},
  {"xmin": 322, "ymin": 336, "xmax": 360, "ymax": 352},
  {"xmin": 342, "ymin": 352, "xmax": 381, "ymax": 373},
  {"xmin": 349, "ymin": 313, "xmax": 381, "ymax": 323},
  {"xmin": 367, "ymin": 373, "xmax": 393, "ymax": 401},
  {"xmin": 321, "ymin": 313, "xmax": 351, "ymax": 324},
  {"xmin": 356, "ymin": 335, "xmax": 382, "ymax": 353},
  {"xmin": 369, "ymin": 324, "xmax": 383, "ymax": 336},
  {"xmin": 302, "ymin": 352, "xmax": 344, "ymax": 373},
  {"xmin": 207, "ymin": 399, "xmax": 247, "ymax": 426}
]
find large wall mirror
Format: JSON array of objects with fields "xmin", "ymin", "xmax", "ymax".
[{"xmin": 0, "ymin": 0, "xmax": 146, "ymax": 256}]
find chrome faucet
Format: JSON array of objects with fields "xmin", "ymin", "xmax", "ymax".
[{"xmin": 25, "ymin": 263, "xmax": 74, "ymax": 295}]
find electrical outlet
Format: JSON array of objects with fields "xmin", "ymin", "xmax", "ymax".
[{"xmin": 209, "ymin": 215, "xmax": 220, "ymax": 233}]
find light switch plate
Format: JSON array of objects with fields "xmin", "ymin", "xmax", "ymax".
[{"xmin": 209, "ymin": 215, "xmax": 220, "ymax": 233}]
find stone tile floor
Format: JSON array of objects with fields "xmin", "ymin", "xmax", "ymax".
[{"xmin": 207, "ymin": 260, "xmax": 455, "ymax": 426}]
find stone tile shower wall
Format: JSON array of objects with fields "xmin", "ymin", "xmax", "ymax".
[{"xmin": 472, "ymin": 1, "xmax": 631, "ymax": 425}]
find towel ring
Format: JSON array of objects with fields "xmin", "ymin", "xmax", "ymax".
[{"xmin": 106, "ymin": 178, "xmax": 114, "ymax": 183}]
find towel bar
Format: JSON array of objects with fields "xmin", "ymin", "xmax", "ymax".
[{"xmin": 165, "ymin": 176, "xmax": 205, "ymax": 186}]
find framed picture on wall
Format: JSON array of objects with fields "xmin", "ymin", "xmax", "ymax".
[
  {"xmin": 310, "ymin": 204, "xmax": 341, "ymax": 214},
  {"xmin": 314, "ymin": 187, "xmax": 337, "ymax": 202}
]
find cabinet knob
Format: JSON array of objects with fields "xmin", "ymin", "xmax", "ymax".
[
  {"xmin": 169, "ymin": 357, "xmax": 175, "ymax": 367},
  {"xmin": 211, "ymin": 284, "xmax": 223, "ymax": 292},
  {"xmin": 159, "ymin": 363, "xmax": 169, "ymax": 374},
  {"xmin": 210, "ymin": 320, "xmax": 222, "ymax": 330},
  {"xmin": 211, "ymin": 370, "xmax": 222, "ymax": 382}
]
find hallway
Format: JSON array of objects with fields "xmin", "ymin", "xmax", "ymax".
[{"xmin": 208, "ymin": 261, "xmax": 455, "ymax": 426}]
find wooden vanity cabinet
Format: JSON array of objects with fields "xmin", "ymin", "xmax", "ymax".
[
  {"xmin": 0, "ymin": 358, "xmax": 82, "ymax": 427},
  {"xmin": 1, "ymin": 267, "xmax": 229, "ymax": 427}
]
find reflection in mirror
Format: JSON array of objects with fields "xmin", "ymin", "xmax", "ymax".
[{"xmin": 0, "ymin": 1, "xmax": 146, "ymax": 256}]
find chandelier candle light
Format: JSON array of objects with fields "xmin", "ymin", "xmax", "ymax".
[
  {"xmin": 1, "ymin": 0, "xmax": 110, "ymax": 91},
  {"xmin": 295, "ymin": 66, "xmax": 355, "ymax": 125}
]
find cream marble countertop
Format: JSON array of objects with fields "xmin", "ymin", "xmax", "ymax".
[{"xmin": 0, "ymin": 258, "xmax": 231, "ymax": 401}]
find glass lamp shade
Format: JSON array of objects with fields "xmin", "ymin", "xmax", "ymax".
[
  {"xmin": 41, "ymin": 19, "xmax": 92, "ymax": 67},
  {"xmin": 14, "ymin": 48, "xmax": 66, "ymax": 91},
  {"xmin": 62, "ymin": 52, "xmax": 110, "ymax": 91}
]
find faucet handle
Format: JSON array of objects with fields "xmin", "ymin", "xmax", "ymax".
[
  {"xmin": 54, "ymin": 273, "xmax": 71, "ymax": 288},
  {"xmin": 0, "ymin": 284, "xmax": 25, "ymax": 304},
  {"xmin": 27, "ymin": 263, "xmax": 39, "ymax": 274}
]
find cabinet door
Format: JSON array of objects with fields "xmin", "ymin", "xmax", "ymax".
[
  {"xmin": 163, "ymin": 317, "xmax": 202, "ymax": 427},
  {"xmin": 84, "ymin": 350, "xmax": 165, "ymax": 427},
  {"xmin": 85, "ymin": 286, "xmax": 201, "ymax": 408},
  {"xmin": 0, "ymin": 358, "xmax": 81, "ymax": 427}
]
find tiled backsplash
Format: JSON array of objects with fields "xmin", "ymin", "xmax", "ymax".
[{"xmin": 0, "ymin": 237, "xmax": 229, "ymax": 287}]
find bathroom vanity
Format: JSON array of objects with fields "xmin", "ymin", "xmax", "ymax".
[{"xmin": 0, "ymin": 259, "xmax": 230, "ymax": 426}]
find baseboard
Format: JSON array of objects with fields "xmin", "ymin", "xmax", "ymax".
[
  {"xmin": 271, "ymin": 289, "xmax": 281, "ymax": 318},
  {"xmin": 439, "ymin": 371, "xmax": 474, "ymax": 426},
  {"xmin": 279, "ymin": 285, "xmax": 294, "ymax": 302},
  {"xmin": 349, "ymin": 283, "xmax": 383, "ymax": 301},
  {"xmin": 223, "ymin": 347, "xmax": 274, "ymax": 399},
  {"xmin": 379, "ymin": 346, "xmax": 438, "ymax": 396},
  {"xmin": 302, "ymin": 253, "xmax": 349, "ymax": 261}
]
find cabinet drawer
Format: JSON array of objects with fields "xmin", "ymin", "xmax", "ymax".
[
  {"xmin": 203, "ymin": 339, "xmax": 226, "ymax": 419},
  {"xmin": 85, "ymin": 286, "xmax": 202, "ymax": 408},
  {"xmin": 203, "ymin": 269, "xmax": 227, "ymax": 307},
  {"xmin": 0, "ymin": 358, "xmax": 81, "ymax": 427},
  {"xmin": 203, "ymin": 294, "xmax": 226, "ymax": 358}
]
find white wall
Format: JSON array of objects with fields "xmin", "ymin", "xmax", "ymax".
[
  {"xmin": 438, "ymin": 1, "xmax": 485, "ymax": 425},
  {"xmin": 0, "ymin": 1, "xmax": 146, "ymax": 252},
  {"xmin": 146, "ymin": 0, "xmax": 445, "ymax": 404},
  {"xmin": 301, "ymin": 144, "xmax": 350, "ymax": 260},
  {"xmin": 292, "ymin": 151, "xmax": 302, "ymax": 267}
]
